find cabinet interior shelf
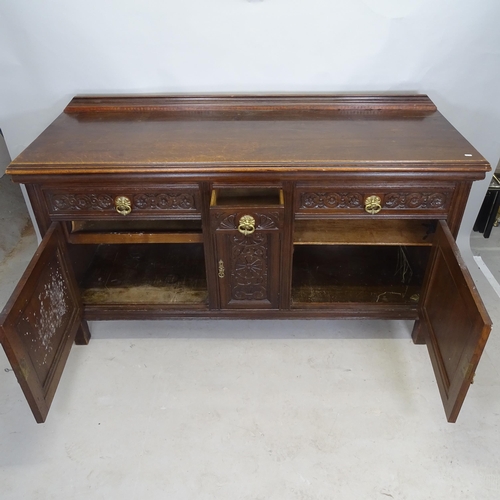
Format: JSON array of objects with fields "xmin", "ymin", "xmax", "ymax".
[
  {"xmin": 293, "ymin": 219, "xmax": 435, "ymax": 246},
  {"xmin": 292, "ymin": 245, "xmax": 429, "ymax": 305},
  {"xmin": 80, "ymin": 243, "xmax": 208, "ymax": 305},
  {"xmin": 67, "ymin": 219, "xmax": 203, "ymax": 244}
]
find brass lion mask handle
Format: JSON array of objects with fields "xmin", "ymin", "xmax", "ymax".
[
  {"xmin": 364, "ymin": 195, "xmax": 382, "ymax": 215},
  {"xmin": 238, "ymin": 215, "xmax": 256, "ymax": 235},
  {"xmin": 115, "ymin": 196, "xmax": 132, "ymax": 215}
]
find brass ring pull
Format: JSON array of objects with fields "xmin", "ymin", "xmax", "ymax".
[
  {"xmin": 238, "ymin": 215, "xmax": 256, "ymax": 235},
  {"xmin": 115, "ymin": 196, "xmax": 132, "ymax": 215},
  {"xmin": 364, "ymin": 195, "xmax": 382, "ymax": 214}
]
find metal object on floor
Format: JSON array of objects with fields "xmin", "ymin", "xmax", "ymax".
[{"xmin": 473, "ymin": 171, "xmax": 500, "ymax": 238}]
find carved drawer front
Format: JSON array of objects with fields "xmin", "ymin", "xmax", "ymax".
[
  {"xmin": 43, "ymin": 185, "xmax": 201, "ymax": 218},
  {"xmin": 295, "ymin": 187, "xmax": 453, "ymax": 216}
]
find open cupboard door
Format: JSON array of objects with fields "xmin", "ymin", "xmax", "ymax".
[
  {"xmin": 0, "ymin": 224, "xmax": 82, "ymax": 423},
  {"xmin": 421, "ymin": 220, "xmax": 492, "ymax": 422}
]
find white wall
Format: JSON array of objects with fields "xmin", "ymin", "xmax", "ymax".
[{"xmin": 1, "ymin": 0, "xmax": 499, "ymax": 238}]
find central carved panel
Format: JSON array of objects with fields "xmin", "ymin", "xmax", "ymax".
[{"xmin": 230, "ymin": 233, "xmax": 268, "ymax": 301}]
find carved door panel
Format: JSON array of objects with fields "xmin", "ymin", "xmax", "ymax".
[
  {"xmin": 420, "ymin": 221, "xmax": 492, "ymax": 422},
  {"xmin": 0, "ymin": 223, "xmax": 82, "ymax": 423},
  {"xmin": 213, "ymin": 211, "xmax": 282, "ymax": 309}
]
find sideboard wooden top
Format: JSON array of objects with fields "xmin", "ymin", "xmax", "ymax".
[{"xmin": 7, "ymin": 94, "xmax": 489, "ymax": 177}]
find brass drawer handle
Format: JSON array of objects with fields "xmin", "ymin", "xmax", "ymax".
[
  {"xmin": 115, "ymin": 196, "xmax": 132, "ymax": 215},
  {"xmin": 238, "ymin": 215, "xmax": 256, "ymax": 235},
  {"xmin": 364, "ymin": 195, "xmax": 382, "ymax": 214}
]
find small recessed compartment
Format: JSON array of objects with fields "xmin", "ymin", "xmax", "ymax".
[
  {"xmin": 211, "ymin": 187, "xmax": 284, "ymax": 207},
  {"xmin": 81, "ymin": 243, "xmax": 208, "ymax": 306}
]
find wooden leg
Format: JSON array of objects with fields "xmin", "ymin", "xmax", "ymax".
[
  {"xmin": 75, "ymin": 320, "xmax": 91, "ymax": 345},
  {"xmin": 411, "ymin": 320, "xmax": 426, "ymax": 345}
]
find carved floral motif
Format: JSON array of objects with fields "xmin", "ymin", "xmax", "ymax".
[
  {"xmin": 215, "ymin": 212, "xmax": 280, "ymax": 230},
  {"xmin": 383, "ymin": 192, "xmax": 447, "ymax": 209},
  {"xmin": 51, "ymin": 194, "xmax": 114, "ymax": 211},
  {"xmin": 133, "ymin": 193, "xmax": 196, "ymax": 210},
  {"xmin": 216, "ymin": 214, "xmax": 238, "ymax": 230},
  {"xmin": 300, "ymin": 192, "xmax": 363, "ymax": 209},
  {"xmin": 299, "ymin": 191, "xmax": 449, "ymax": 210},
  {"xmin": 15, "ymin": 254, "xmax": 73, "ymax": 376},
  {"xmin": 230, "ymin": 233, "xmax": 268, "ymax": 301},
  {"xmin": 49, "ymin": 191, "xmax": 197, "ymax": 212}
]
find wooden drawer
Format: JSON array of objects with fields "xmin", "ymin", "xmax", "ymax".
[
  {"xmin": 210, "ymin": 186, "xmax": 284, "ymax": 231},
  {"xmin": 42, "ymin": 185, "xmax": 201, "ymax": 219},
  {"xmin": 295, "ymin": 185, "xmax": 454, "ymax": 217}
]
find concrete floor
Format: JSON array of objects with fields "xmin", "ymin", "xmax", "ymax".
[
  {"xmin": 0, "ymin": 176, "xmax": 30, "ymax": 263},
  {"xmin": 1, "ymin": 179, "xmax": 500, "ymax": 499}
]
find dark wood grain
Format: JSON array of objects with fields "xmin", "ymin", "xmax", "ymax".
[
  {"xmin": 64, "ymin": 94, "xmax": 438, "ymax": 114},
  {"xmin": 7, "ymin": 95, "xmax": 488, "ymax": 176},
  {"xmin": 81, "ymin": 243, "xmax": 208, "ymax": 306},
  {"xmin": 293, "ymin": 219, "xmax": 435, "ymax": 246},
  {"xmin": 212, "ymin": 204, "xmax": 283, "ymax": 310},
  {"xmin": 420, "ymin": 221, "xmax": 492, "ymax": 422},
  {"xmin": 292, "ymin": 245, "xmax": 428, "ymax": 304},
  {"xmin": 0, "ymin": 94, "xmax": 492, "ymax": 423},
  {"xmin": 0, "ymin": 224, "xmax": 82, "ymax": 422}
]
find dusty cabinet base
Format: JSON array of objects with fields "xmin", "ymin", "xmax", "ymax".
[{"xmin": 0, "ymin": 94, "xmax": 492, "ymax": 423}]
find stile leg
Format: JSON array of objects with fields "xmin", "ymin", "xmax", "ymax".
[{"xmin": 75, "ymin": 320, "xmax": 91, "ymax": 345}]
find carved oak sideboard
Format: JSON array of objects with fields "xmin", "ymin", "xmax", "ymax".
[{"xmin": 0, "ymin": 94, "xmax": 492, "ymax": 423}]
